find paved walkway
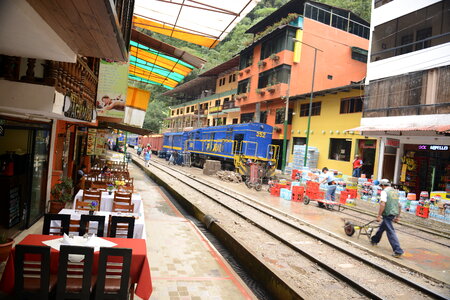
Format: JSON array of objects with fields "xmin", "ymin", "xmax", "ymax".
[{"xmin": 129, "ymin": 163, "xmax": 255, "ymax": 300}]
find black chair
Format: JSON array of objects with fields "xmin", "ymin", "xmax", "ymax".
[
  {"xmin": 80, "ymin": 215, "xmax": 106, "ymax": 237},
  {"xmin": 42, "ymin": 213, "xmax": 70, "ymax": 235},
  {"xmin": 56, "ymin": 245, "xmax": 94, "ymax": 300},
  {"xmin": 14, "ymin": 244, "xmax": 56, "ymax": 299},
  {"xmin": 109, "ymin": 216, "xmax": 135, "ymax": 238},
  {"xmin": 94, "ymin": 247, "xmax": 133, "ymax": 300}
]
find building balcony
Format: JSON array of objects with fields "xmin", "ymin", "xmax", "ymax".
[
  {"xmin": 0, "ymin": 55, "xmax": 98, "ymax": 122},
  {"xmin": 208, "ymin": 105, "xmax": 223, "ymax": 114},
  {"xmin": 364, "ymin": 65, "xmax": 450, "ymax": 118}
]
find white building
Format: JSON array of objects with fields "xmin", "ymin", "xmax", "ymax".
[{"xmin": 354, "ymin": 0, "xmax": 450, "ymax": 197}]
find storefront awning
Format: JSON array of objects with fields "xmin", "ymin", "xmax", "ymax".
[
  {"xmin": 133, "ymin": 0, "xmax": 260, "ymax": 48},
  {"xmin": 346, "ymin": 125, "xmax": 450, "ymax": 134},
  {"xmin": 98, "ymin": 122, "xmax": 152, "ymax": 135}
]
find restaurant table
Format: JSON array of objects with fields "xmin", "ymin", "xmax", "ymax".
[
  {"xmin": 0, "ymin": 234, "xmax": 152, "ymax": 300},
  {"xmin": 58, "ymin": 209, "xmax": 145, "ymax": 239},
  {"xmin": 74, "ymin": 190, "xmax": 141, "ymax": 213}
]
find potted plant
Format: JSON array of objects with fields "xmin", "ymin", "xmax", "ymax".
[
  {"xmin": 49, "ymin": 177, "xmax": 73, "ymax": 213},
  {"xmin": 257, "ymin": 60, "xmax": 266, "ymax": 68},
  {"xmin": 0, "ymin": 233, "xmax": 14, "ymax": 262},
  {"xmin": 269, "ymin": 54, "xmax": 280, "ymax": 61},
  {"xmin": 273, "ymin": 126, "xmax": 282, "ymax": 133},
  {"xmin": 267, "ymin": 85, "xmax": 276, "ymax": 93},
  {"xmin": 88, "ymin": 201, "xmax": 99, "ymax": 215},
  {"xmin": 255, "ymin": 88, "xmax": 265, "ymax": 95},
  {"xmin": 107, "ymin": 184, "xmax": 114, "ymax": 195}
]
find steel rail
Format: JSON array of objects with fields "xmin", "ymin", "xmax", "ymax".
[{"xmin": 144, "ymin": 158, "xmax": 447, "ymax": 299}]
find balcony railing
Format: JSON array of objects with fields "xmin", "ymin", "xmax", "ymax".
[
  {"xmin": 223, "ymin": 101, "xmax": 237, "ymax": 110},
  {"xmin": 208, "ymin": 106, "xmax": 223, "ymax": 113},
  {"xmin": 0, "ymin": 55, "xmax": 98, "ymax": 106}
]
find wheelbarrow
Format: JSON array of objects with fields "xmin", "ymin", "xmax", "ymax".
[{"xmin": 343, "ymin": 219, "xmax": 379, "ymax": 240}]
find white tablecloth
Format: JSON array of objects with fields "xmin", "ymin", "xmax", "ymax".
[
  {"xmin": 74, "ymin": 190, "xmax": 141, "ymax": 213},
  {"xmin": 58, "ymin": 208, "xmax": 145, "ymax": 239}
]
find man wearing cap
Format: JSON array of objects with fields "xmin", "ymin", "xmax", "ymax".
[
  {"xmin": 352, "ymin": 155, "xmax": 363, "ymax": 177},
  {"xmin": 371, "ymin": 179, "xmax": 404, "ymax": 258}
]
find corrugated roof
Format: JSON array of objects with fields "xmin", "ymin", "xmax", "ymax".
[{"xmin": 199, "ymin": 56, "xmax": 240, "ymax": 77}]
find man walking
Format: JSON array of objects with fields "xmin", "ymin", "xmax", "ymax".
[
  {"xmin": 320, "ymin": 167, "xmax": 336, "ymax": 204},
  {"xmin": 371, "ymin": 179, "xmax": 404, "ymax": 258},
  {"xmin": 352, "ymin": 155, "xmax": 363, "ymax": 177}
]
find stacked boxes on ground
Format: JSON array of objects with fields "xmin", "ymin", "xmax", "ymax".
[{"xmin": 286, "ymin": 145, "xmax": 319, "ymax": 173}]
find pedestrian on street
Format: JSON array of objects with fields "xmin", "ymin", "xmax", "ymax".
[
  {"xmin": 352, "ymin": 155, "xmax": 363, "ymax": 177},
  {"xmin": 144, "ymin": 149, "xmax": 151, "ymax": 167},
  {"xmin": 137, "ymin": 145, "xmax": 142, "ymax": 157},
  {"xmin": 320, "ymin": 167, "xmax": 336, "ymax": 203},
  {"xmin": 371, "ymin": 179, "xmax": 404, "ymax": 258}
]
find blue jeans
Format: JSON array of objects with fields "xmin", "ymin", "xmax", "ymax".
[
  {"xmin": 352, "ymin": 168, "xmax": 361, "ymax": 177},
  {"xmin": 371, "ymin": 215, "xmax": 404, "ymax": 255},
  {"xmin": 326, "ymin": 185, "xmax": 336, "ymax": 201}
]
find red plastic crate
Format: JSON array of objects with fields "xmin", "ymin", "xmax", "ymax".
[
  {"xmin": 346, "ymin": 189, "xmax": 358, "ymax": 199},
  {"xmin": 306, "ymin": 181, "xmax": 320, "ymax": 192},
  {"xmin": 416, "ymin": 206, "xmax": 429, "ymax": 218},
  {"xmin": 292, "ymin": 193, "xmax": 304, "ymax": 202},
  {"xmin": 292, "ymin": 186, "xmax": 305, "ymax": 194},
  {"xmin": 270, "ymin": 188, "xmax": 280, "ymax": 197},
  {"xmin": 275, "ymin": 183, "xmax": 290, "ymax": 190},
  {"xmin": 340, "ymin": 191, "xmax": 349, "ymax": 204},
  {"xmin": 291, "ymin": 169, "xmax": 301, "ymax": 180}
]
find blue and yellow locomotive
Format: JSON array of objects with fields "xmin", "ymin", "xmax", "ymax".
[{"xmin": 162, "ymin": 123, "xmax": 279, "ymax": 178}]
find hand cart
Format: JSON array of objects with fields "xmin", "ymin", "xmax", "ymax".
[
  {"xmin": 303, "ymin": 181, "xmax": 341, "ymax": 210},
  {"xmin": 245, "ymin": 162, "xmax": 263, "ymax": 191},
  {"xmin": 343, "ymin": 219, "xmax": 379, "ymax": 240}
]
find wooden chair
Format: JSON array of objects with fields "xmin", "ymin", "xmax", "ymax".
[
  {"xmin": 69, "ymin": 219, "xmax": 81, "ymax": 236},
  {"xmin": 14, "ymin": 245, "xmax": 56, "ymax": 299},
  {"xmin": 56, "ymin": 245, "xmax": 94, "ymax": 300},
  {"xmin": 95, "ymin": 247, "xmax": 133, "ymax": 300},
  {"xmin": 117, "ymin": 185, "xmax": 133, "ymax": 193},
  {"xmin": 91, "ymin": 181, "xmax": 107, "ymax": 191},
  {"xmin": 112, "ymin": 202, "xmax": 134, "ymax": 213},
  {"xmin": 80, "ymin": 215, "xmax": 106, "ymax": 237},
  {"xmin": 113, "ymin": 191, "xmax": 132, "ymax": 205},
  {"xmin": 43, "ymin": 214, "xmax": 70, "ymax": 235},
  {"xmin": 109, "ymin": 216, "xmax": 135, "ymax": 238},
  {"xmin": 75, "ymin": 200, "xmax": 93, "ymax": 211},
  {"xmin": 82, "ymin": 189, "xmax": 102, "ymax": 211}
]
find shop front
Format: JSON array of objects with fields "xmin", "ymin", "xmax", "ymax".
[
  {"xmin": 0, "ymin": 117, "xmax": 51, "ymax": 237},
  {"xmin": 400, "ymin": 144, "xmax": 450, "ymax": 199}
]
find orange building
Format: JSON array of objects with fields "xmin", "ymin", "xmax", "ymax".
[{"xmin": 236, "ymin": 0, "xmax": 369, "ymax": 165}]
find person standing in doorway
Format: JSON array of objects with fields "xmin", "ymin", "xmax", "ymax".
[
  {"xmin": 320, "ymin": 167, "xmax": 336, "ymax": 203},
  {"xmin": 371, "ymin": 179, "xmax": 404, "ymax": 258},
  {"xmin": 352, "ymin": 155, "xmax": 363, "ymax": 177}
]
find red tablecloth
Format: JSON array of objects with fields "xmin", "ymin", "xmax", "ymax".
[{"xmin": 0, "ymin": 234, "xmax": 152, "ymax": 300}]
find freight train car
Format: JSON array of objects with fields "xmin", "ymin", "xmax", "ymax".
[
  {"xmin": 162, "ymin": 123, "xmax": 279, "ymax": 178},
  {"xmin": 140, "ymin": 134, "xmax": 164, "ymax": 154}
]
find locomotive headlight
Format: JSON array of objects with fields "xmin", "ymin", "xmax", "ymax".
[{"xmin": 260, "ymin": 125, "xmax": 264, "ymax": 130}]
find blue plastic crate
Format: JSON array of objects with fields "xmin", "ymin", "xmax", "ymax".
[{"xmin": 280, "ymin": 188, "xmax": 292, "ymax": 200}]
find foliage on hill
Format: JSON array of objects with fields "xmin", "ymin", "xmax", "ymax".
[{"xmin": 137, "ymin": 0, "xmax": 371, "ymax": 133}]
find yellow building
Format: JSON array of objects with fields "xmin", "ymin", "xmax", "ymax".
[{"xmin": 289, "ymin": 85, "xmax": 380, "ymax": 178}]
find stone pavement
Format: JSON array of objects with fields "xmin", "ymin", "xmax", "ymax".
[{"xmin": 129, "ymin": 163, "xmax": 255, "ymax": 300}]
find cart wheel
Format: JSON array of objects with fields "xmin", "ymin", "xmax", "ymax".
[
  {"xmin": 245, "ymin": 179, "xmax": 252, "ymax": 189},
  {"xmin": 303, "ymin": 196, "xmax": 310, "ymax": 205},
  {"xmin": 344, "ymin": 222, "xmax": 355, "ymax": 236},
  {"xmin": 255, "ymin": 183, "xmax": 262, "ymax": 191},
  {"xmin": 326, "ymin": 204, "xmax": 333, "ymax": 210}
]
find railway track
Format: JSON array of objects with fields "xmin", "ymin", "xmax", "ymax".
[{"xmin": 142, "ymin": 157, "xmax": 448, "ymax": 299}]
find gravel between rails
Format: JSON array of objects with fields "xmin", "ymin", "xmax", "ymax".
[{"xmin": 143, "ymin": 158, "xmax": 448, "ymax": 299}]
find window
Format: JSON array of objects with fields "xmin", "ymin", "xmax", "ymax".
[
  {"xmin": 204, "ymin": 103, "xmax": 208, "ymax": 109},
  {"xmin": 275, "ymin": 108, "xmax": 293, "ymax": 124},
  {"xmin": 329, "ymin": 138, "xmax": 352, "ymax": 161},
  {"xmin": 171, "ymin": 110, "xmax": 174, "ymax": 116},
  {"xmin": 239, "ymin": 50, "xmax": 253, "ymax": 69},
  {"xmin": 300, "ymin": 102, "xmax": 321, "ymax": 117},
  {"xmin": 232, "ymin": 74, "xmax": 236, "ymax": 82},
  {"xmin": 399, "ymin": 34, "xmax": 413, "ymax": 55},
  {"xmin": 340, "ymin": 97, "xmax": 363, "ymax": 114},
  {"xmin": 191, "ymin": 105, "xmax": 194, "ymax": 112},
  {"xmin": 232, "ymin": 118, "xmax": 239, "ymax": 124},
  {"xmin": 292, "ymin": 137, "xmax": 307, "ymax": 154},
  {"xmin": 240, "ymin": 112, "xmax": 254, "ymax": 123},
  {"xmin": 259, "ymin": 111, "xmax": 267, "ymax": 123},
  {"xmin": 260, "ymin": 28, "xmax": 296, "ymax": 60},
  {"xmin": 351, "ymin": 47, "xmax": 368, "ymax": 63},
  {"xmin": 215, "ymin": 99, "xmax": 220, "ymax": 106},
  {"xmin": 223, "ymin": 117, "xmax": 227, "ymax": 125},
  {"xmin": 258, "ymin": 65, "xmax": 291, "ymax": 88},
  {"xmin": 176, "ymin": 109, "xmax": 179, "ymax": 114},
  {"xmin": 229, "ymin": 75, "xmax": 233, "ymax": 83},
  {"xmin": 237, "ymin": 78, "xmax": 251, "ymax": 94},
  {"xmin": 416, "ymin": 27, "xmax": 432, "ymax": 51},
  {"xmin": 186, "ymin": 107, "xmax": 190, "ymax": 113}
]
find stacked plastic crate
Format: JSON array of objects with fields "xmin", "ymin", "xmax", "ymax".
[{"xmin": 290, "ymin": 145, "xmax": 320, "ymax": 170}]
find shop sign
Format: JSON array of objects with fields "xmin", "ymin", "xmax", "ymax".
[
  {"xmin": 418, "ymin": 145, "xmax": 449, "ymax": 151},
  {"xmin": 386, "ymin": 138, "xmax": 400, "ymax": 148},
  {"xmin": 63, "ymin": 93, "xmax": 95, "ymax": 122}
]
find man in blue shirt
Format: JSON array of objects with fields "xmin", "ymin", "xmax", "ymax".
[{"xmin": 320, "ymin": 167, "xmax": 336, "ymax": 202}]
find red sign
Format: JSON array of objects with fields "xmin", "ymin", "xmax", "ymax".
[{"xmin": 386, "ymin": 138, "xmax": 400, "ymax": 148}]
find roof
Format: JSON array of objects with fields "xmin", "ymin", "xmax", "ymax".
[
  {"xmin": 98, "ymin": 122, "xmax": 153, "ymax": 135},
  {"xmin": 161, "ymin": 76, "xmax": 216, "ymax": 96},
  {"xmin": 291, "ymin": 83, "xmax": 364, "ymax": 101},
  {"xmin": 133, "ymin": 0, "xmax": 260, "ymax": 48},
  {"xmin": 199, "ymin": 56, "xmax": 240, "ymax": 77},
  {"xmin": 346, "ymin": 125, "xmax": 450, "ymax": 134},
  {"xmin": 246, "ymin": 0, "xmax": 369, "ymax": 34}
]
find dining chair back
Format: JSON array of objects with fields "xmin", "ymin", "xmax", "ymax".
[
  {"xmin": 75, "ymin": 200, "xmax": 94, "ymax": 211},
  {"xmin": 109, "ymin": 216, "xmax": 135, "ymax": 238},
  {"xmin": 69, "ymin": 219, "xmax": 81, "ymax": 236},
  {"xmin": 82, "ymin": 189, "xmax": 102, "ymax": 211},
  {"xmin": 80, "ymin": 214, "xmax": 106, "ymax": 237},
  {"xmin": 56, "ymin": 245, "xmax": 94, "ymax": 300},
  {"xmin": 113, "ymin": 191, "xmax": 132, "ymax": 205},
  {"xmin": 95, "ymin": 247, "xmax": 133, "ymax": 300},
  {"xmin": 43, "ymin": 213, "xmax": 70, "ymax": 235},
  {"xmin": 117, "ymin": 185, "xmax": 133, "ymax": 193},
  {"xmin": 14, "ymin": 245, "xmax": 56, "ymax": 299},
  {"xmin": 112, "ymin": 202, "xmax": 134, "ymax": 213},
  {"xmin": 91, "ymin": 181, "xmax": 107, "ymax": 191}
]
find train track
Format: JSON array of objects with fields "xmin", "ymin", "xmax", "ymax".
[{"xmin": 141, "ymin": 157, "xmax": 448, "ymax": 299}]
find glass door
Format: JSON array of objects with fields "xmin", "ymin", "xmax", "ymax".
[{"xmin": 28, "ymin": 129, "xmax": 50, "ymax": 226}]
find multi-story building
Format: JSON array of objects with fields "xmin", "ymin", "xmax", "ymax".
[
  {"xmin": 0, "ymin": 0, "xmax": 134, "ymax": 235},
  {"xmin": 353, "ymin": 0, "xmax": 450, "ymax": 197},
  {"xmin": 236, "ymin": 0, "xmax": 370, "ymax": 164},
  {"xmin": 163, "ymin": 57, "xmax": 240, "ymax": 132}
]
